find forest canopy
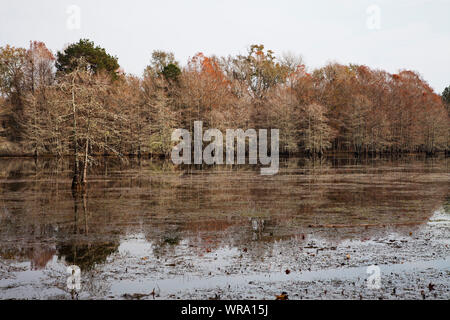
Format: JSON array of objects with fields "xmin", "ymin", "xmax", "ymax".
[{"xmin": 0, "ymin": 40, "xmax": 449, "ymax": 168}]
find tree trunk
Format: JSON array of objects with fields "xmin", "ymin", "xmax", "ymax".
[
  {"xmin": 82, "ymin": 139, "xmax": 89, "ymax": 185},
  {"xmin": 71, "ymin": 74, "xmax": 80, "ymax": 189}
]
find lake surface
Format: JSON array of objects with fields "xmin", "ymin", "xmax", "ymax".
[{"xmin": 0, "ymin": 156, "xmax": 448, "ymax": 299}]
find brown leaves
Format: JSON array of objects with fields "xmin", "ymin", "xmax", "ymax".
[
  {"xmin": 275, "ymin": 292, "xmax": 289, "ymax": 300},
  {"xmin": 1, "ymin": 40, "xmax": 448, "ymax": 161}
]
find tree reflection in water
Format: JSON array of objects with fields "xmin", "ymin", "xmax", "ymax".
[{"xmin": 0, "ymin": 155, "xmax": 448, "ymax": 271}]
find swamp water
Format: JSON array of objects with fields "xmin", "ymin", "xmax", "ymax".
[{"xmin": 0, "ymin": 156, "xmax": 448, "ymax": 299}]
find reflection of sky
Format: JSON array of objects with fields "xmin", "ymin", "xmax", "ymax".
[
  {"xmin": 118, "ymin": 233, "xmax": 153, "ymax": 256},
  {"xmin": 428, "ymin": 207, "xmax": 450, "ymax": 226},
  {"xmin": 1, "ymin": 0, "xmax": 450, "ymax": 93}
]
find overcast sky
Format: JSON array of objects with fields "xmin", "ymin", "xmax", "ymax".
[{"xmin": 1, "ymin": 0, "xmax": 449, "ymax": 93}]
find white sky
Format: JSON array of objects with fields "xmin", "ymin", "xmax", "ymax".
[{"xmin": 1, "ymin": 0, "xmax": 449, "ymax": 93}]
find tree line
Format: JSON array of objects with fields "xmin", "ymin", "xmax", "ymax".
[{"xmin": 0, "ymin": 39, "xmax": 449, "ymax": 184}]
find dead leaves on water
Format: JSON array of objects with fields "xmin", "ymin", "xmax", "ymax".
[{"xmin": 275, "ymin": 292, "xmax": 289, "ymax": 300}]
